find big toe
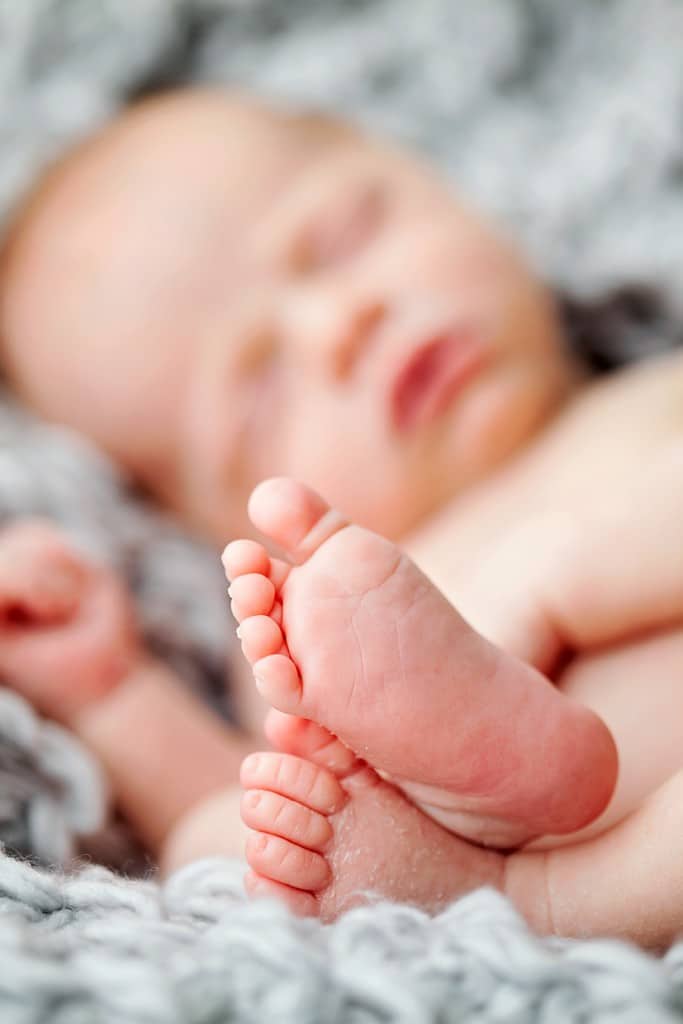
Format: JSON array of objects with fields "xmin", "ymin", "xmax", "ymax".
[{"xmin": 248, "ymin": 478, "xmax": 348, "ymax": 564}]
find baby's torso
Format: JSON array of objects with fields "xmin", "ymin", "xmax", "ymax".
[
  {"xmin": 405, "ymin": 351, "xmax": 683, "ymax": 844},
  {"xmin": 406, "ymin": 348, "xmax": 683, "ymax": 604}
]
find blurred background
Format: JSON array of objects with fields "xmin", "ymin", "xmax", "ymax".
[{"xmin": 1, "ymin": 0, "xmax": 682, "ymax": 368}]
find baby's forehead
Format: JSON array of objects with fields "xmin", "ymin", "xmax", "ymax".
[
  {"xmin": 17, "ymin": 91, "xmax": 351, "ymax": 244},
  {"xmin": 3, "ymin": 92, "xmax": 346, "ymax": 296},
  {"xmin": 0, "ymin": 93, "xmax": 354, "ymax": 337},
  {"xmin": 72, "ymin": 96, "xmax": 322, "ymax": 208}
]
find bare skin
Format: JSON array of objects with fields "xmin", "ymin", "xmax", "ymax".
[
  {"xmin": 406, "ymin": 352, "xmax": 683, "ymax": 846},
  {"xmin": 0, "ymin": 90, "xmax": 573, "ymax": 546},
  {"xmin": 2, "ymin": 90, "xmax": 683, "ymax": 945},
  {"xmin": 4, "ymin": 384, "xmax": 683, "ymax": 946},
  {"xmin": 241, "ymin": 717, "xmax": 503, "ymax": 922},
  {"xmin": 0, "ymin": 90, "xmax": 578, "ymax": 862},
  {"xmin": 236, "ymin": 459, "xmax": 683, "ymax": 949},
  {"xmin": 0, "ymin": 521, "xmax": 254, "ymax": 861},
  {"xmin": 225, "ymin": 477, "xmax": 617, "ymax": 848},
  {"xmin": 244, "ymin": 712, "xmax": 683, "ymax": 951}
]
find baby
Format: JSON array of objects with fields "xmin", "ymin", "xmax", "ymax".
[{"xmin": 0, "ymin": 88, "xmax": 681, "ymax": 946}]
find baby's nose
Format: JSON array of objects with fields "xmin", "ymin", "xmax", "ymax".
[{"xmin": 283, "ymin": 286, "xmax": 387, "ymax": 379}]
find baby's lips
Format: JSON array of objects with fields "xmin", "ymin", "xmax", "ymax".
[{"xmin": 389, "ymin": 328, "xmax": 488, "ymax": 433}]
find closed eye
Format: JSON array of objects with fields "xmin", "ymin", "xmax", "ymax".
[{"xmin": 289, "ymin": 179, "xmax": 389, "ymax": 273}]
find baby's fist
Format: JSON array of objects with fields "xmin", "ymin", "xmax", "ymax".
[{"xmin": 0, "ymin": 520, "xmax": 139, "ymax": 724}]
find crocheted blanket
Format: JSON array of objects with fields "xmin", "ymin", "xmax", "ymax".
[{"xmin": 2, "ymin": 2, "xmax": 683, "ymax": 1020}]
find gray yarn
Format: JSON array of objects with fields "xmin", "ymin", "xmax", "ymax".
[
  {"xmin": 1, "ymin": 862, "xmax": 683, "ymax": 1024},
  {"xmin": 3, "ymin": 0, "xmax": 683, "ymax": 338},
  {"xmin": 2, "ymin": 1, "xmax": 683, "ymax": 1020},
  {"xmin": 0, "ymin": 391, "xmax": 238, "ymax": 864},
  {"xmin": 9, "ymin": 680, "xmax": 658, "ymax": 1024},
  {"xmin": 0, "ymin": 691, "xmax": 107, "ymax": 865}
]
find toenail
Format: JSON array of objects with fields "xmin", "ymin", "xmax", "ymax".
[
  {"xmin": 244, "ymin": 754, "xmax": 261, "ymax": 773},
  {"xmin": 253, "ymin": 675, "xmax": 268, "ymax": 695},
  {"xmin": 227, "ymin": 584, "xmax": 234, "ymax": 598},
  {"xmin": 236, "ymin": 625, "xmax": 243, "ymax": 639}
]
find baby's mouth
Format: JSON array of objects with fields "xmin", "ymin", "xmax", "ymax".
[{"xmin": 389, "ymin": 327, "xmax": 488, "ymax": 434}]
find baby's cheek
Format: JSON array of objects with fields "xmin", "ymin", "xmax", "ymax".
[{"xmin": 455, "ymin": 362, "xmax": 558, "ymax": 479}]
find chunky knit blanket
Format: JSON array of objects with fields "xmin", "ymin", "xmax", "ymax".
[{"xmin": 2, "ymin": 2, "xmax": 683, "ymax": 1020}]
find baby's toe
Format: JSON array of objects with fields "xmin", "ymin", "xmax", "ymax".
[
  {"xmin": 229, "ymin": 574, "xmax": 275, "ymax": 622},
  {"xmin": 268, "ymin": 558, "xmax": 291, "ymax": 590},
  {"xmin": 222, "ymin": 539, "xmax": 270, "ymax": 581},
  {"xmin": 248, "ymin": 478, "xmax": 347, "ymax": 565},
  {"xmin": 252, "ymin": 654, "xmax": 301, "ymax": 710},
  {"xmin": 270, "ymin": 599, "xmax": 283, "ymax": 626},
  {"xmin": 265, "ymin": 712, "xmax": 358, "ymax": 776},
  {"xmin": 240, "ymin": 752, "xmax": 346, "ymax": 815},
  {"xmin": 237, "ymin": 615, "xmax": 284, "ymax": 664},
  {"xmin": 244, "ymin": 871, "xmax": 318, "ymax": 917},
  {"xmin": 241, "ymin": 789, "xmax": 332, "ymax": 851},
  {"xmin": 245, "ymin": 831, "xmax": 330, "ymax": 891}
]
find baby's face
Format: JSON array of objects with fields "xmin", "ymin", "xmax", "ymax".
[{"xmin": 0, "ymin": 90, "xmax": 574, "ymax": 541}]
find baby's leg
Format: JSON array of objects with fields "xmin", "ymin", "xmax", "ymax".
[
  {"xmin": 226, "ymin": 478, "xmax": 617, "ymax": 847},
  {"xmin": 507, "ymin": 767, "xmax": 683, "ymax": 950},
  {"xmin": 245, "ymin": 716, "xmax": 683, "ymax": 948},
  {"xmin": 0, "ymin": 521, "xmax": 253, "ymax": 863},
  {"xmin": 527, "ymin": 624, "xmax": 683, "ymax": 848}
]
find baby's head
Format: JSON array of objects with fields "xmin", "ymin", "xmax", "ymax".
[{"xmin": 0, "ymin": 89, "xmax": 576, "ymax": 541}]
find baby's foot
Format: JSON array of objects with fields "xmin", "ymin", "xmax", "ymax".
[
  {"xmin": 225, "ymin": 479, "xmax": 617, "ymax": 846},
  {"xmin": 240, "ymin": 723, "xmax": 505, "ymax": 921}
]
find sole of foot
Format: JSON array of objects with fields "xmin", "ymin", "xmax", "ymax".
[{"xmin": 225, "ymin": 478, "xmax": 617, "ymax": 847}]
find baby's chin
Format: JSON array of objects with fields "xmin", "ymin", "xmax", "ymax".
[
  {"xmin": 455, "ymin": 357, "xmax": 574, "ymax": 471},
  {"xmin": 385, "ymin": 367, "xmax": 571, "ymax": 540}
]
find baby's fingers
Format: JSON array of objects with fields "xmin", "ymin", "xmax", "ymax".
[{"xmin": 0, "ymin": 521, "xmax": 87, "ymax": 624}]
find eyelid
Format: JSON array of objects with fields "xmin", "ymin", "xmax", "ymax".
[{"xmin": 291, "ymin": 179, "xmax": 388, "ymax": 272}]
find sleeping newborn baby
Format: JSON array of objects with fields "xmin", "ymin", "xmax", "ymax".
[
  {"xmin": 0, "ymin": 88, "xmax": 682, "ymax": 945},
  {"xmin": 0, "ymin": 87, "xmax": 577, "ymax": 849}
]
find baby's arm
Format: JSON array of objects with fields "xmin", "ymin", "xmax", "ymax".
[{"xmin": 0, "ymin": 520, "xmax": 252, "ymax": 862}]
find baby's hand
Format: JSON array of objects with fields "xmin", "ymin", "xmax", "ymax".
[
  {"xmin": 0, "ymin": 520, "xmax": 255, "ymax": 865},
  {"xmin": 0, "ymin": 520, "xmax": 139, "ymax": 724}
]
